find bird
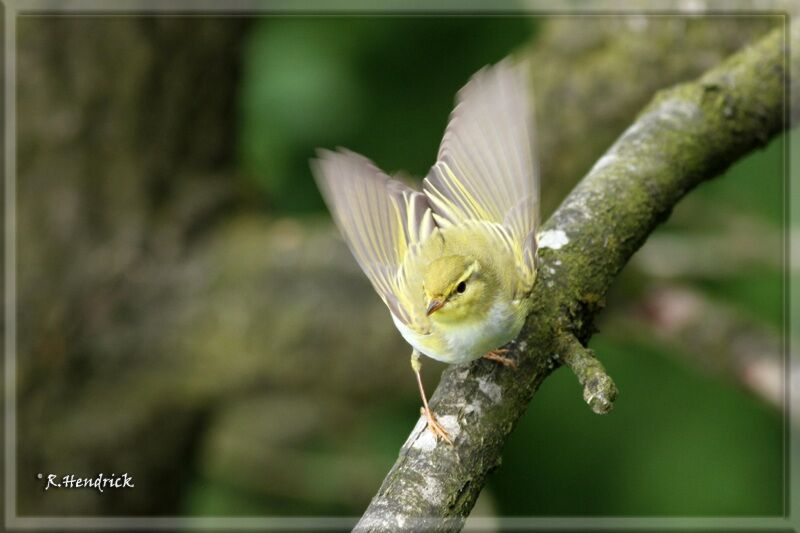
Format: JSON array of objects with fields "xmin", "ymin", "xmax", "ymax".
[{"xmin": 311, "ymin": 59, "xmax": 539, "ymax": 443}]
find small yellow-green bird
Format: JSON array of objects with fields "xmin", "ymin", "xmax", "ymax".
[{"xmin": 312, "ymin": 60, "xmax": 538, "ymax": 443}]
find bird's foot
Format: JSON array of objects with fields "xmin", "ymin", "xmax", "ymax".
[
  {"xmin": 420, "ymin": 406, "xmax": 453, "ymax": 445},
  {"xmin": 483, "ymin": 348, "xmax": 517, "ymax": 368}
]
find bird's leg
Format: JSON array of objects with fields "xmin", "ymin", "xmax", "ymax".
[
  {"xmin": 411, "ymin": 350, "xmax": 452, "ymax": 444},
  {"xmin": 483, "ymin": 347, "xmax": 517, "ymax": 368}
]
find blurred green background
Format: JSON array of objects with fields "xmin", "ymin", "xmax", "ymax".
[
  {"xmin": 15, "ymin": 13, "xmax": 786, "ymax": 523},
  {"xmin": 238, "ymin": 16, "xmax": 533, "ymax": 213}
]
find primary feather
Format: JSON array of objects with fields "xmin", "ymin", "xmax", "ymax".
[
  {"xmin": 312, "ymin": 148, "xmax": 436, "ymax": 327},
  {"xmin": 423, "ymin": 59, "xmax": 539, "ymax": 288}
]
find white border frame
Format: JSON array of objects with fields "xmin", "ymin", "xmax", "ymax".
[{"xmin": 3, "ymin": 1, "xmax": 796, "ymax": 530}]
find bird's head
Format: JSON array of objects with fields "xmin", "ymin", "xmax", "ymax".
[{"xmin": 422, "ymin": 255, "xmax": 496, "ymax": 323}]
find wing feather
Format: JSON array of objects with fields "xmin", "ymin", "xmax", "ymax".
[
  {"xmin": 312, "ymin": 149, "xmax": 435, "ymax": 327},
  {"xmin": 423, "ymin": 59, "xmax": 539, "ymax": 286}
]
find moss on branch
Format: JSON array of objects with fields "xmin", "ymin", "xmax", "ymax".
[{"xmin": 356, "ymin": 26, "xmax": 793, "ymax": 532}]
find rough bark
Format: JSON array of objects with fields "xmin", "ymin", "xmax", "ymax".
[{"xmin": 356, "ymin": 26, "xmax": 794, "ymax": 531}]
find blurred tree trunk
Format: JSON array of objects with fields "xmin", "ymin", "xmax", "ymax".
[
  {"xmin": 14, "ymin": 14, "xmax": 779, "ymax": 518},
  {"xmin": 17, "ymin": 16, "xmax": 248, "ymax": 515}
]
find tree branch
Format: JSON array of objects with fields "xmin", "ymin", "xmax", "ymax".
[
  {"xmin": 356, "ymin": 26, "xmax": 794, "ymax": 532},
  {"xmin": 556, "ymin": 332, "xmax": 619, "ymax": 414}
]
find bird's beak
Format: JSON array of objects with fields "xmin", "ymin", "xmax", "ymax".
[{"xmin": 426, "ymin": 299, "xmax": 444, "ymax": 316}]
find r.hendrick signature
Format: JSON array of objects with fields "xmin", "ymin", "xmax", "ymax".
[{"xmin": 37, "ymin": 472, "xmax": 134, "ymax": 493}]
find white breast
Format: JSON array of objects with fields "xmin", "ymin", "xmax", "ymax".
[
  {"xmin": 440, "ymin": 299, "xmax": 521, "ymax": 363},
  {"xmin": 391, "ymin": 299, "xmax": 523, "ymax": 365}
]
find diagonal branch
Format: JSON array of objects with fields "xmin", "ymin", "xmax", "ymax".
[{"xmin": 356, "ymin": 26, "xmax": 794, "ymax": 532}]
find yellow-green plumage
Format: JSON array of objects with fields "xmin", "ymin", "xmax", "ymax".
[{"xmin": 312, "ymin": 59, "xmax": 539, "ymax": 367}]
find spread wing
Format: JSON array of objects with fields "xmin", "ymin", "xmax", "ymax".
[
  {"xmin": 312, "ymin": 149, "xmax": 435, "ymax": 328},
  {"xmin": 423, "ymin": 59, "xmax": 539, "ymax": 289}
]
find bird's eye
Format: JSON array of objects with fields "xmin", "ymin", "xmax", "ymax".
[{"xmin": 456, "ymin": 281, "xmax": 467, "ymax": 294}]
